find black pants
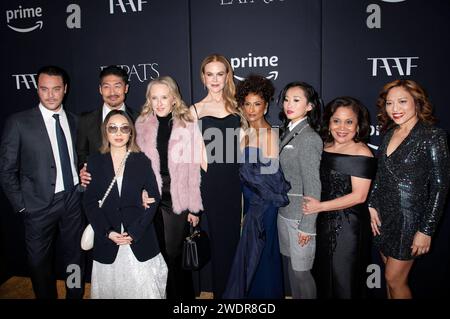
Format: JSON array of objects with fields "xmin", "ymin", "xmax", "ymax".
[
  {"xmin": 154, "ymin": 176, "xmax": 194, "ymax": 299},
  {"xmin": 23, "ymin": 188, "xmax": 84, "ymax": 299}
]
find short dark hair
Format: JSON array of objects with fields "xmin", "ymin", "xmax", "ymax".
[
  {"xmin": 321, "ymin": 96, "xmax": 370, "ymax": 144},
  {"xmin": 37, "ymin": 65, "xmax": 68, "ymax": 86},
  {"xmin": 100, "ymin": 65, "xmax": 129, "ymax": 85}
]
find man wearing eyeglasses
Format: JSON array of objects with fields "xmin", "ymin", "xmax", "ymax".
[
  {"xmin": 0, "ymin": 65, "xmax": 84, "ymax": 299},
  {"xmin": 76, "ymin": 65, "xmax": 139, "ymax": 168}
]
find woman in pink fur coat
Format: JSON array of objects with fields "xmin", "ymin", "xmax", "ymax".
[{"xmin": 135, "ymin": 76, "xmax": 204, "ymax": 299}]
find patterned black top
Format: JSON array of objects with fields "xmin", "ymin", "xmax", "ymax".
[
  {"xmin": 369, "ymin": 121, "xmax": 450, "ymax": 260},
  {"xmin": 318, "ymin": 151, "xmax": 377, "ymax": 252}
]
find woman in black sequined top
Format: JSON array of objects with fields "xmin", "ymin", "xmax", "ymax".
[
  {"xmin": 368, "ymin": 79, "xmax": 450, "ymax": 299},
  {"xmin": 303, "ymin": 97, "xmax": 376, "ymax": 299}
]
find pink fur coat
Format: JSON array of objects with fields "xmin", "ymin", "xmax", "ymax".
[{"xmin": 135, "ymin": 113, "xmax": 203, "ymax": 214}]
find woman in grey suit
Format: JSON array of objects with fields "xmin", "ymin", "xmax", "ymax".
[{"xmin": 278, "ymin": 82, "xmax": 323, "ymax": 299}]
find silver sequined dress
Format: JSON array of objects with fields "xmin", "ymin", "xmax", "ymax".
[{"xmin": 369, "ymin": 121, "xmax": 450, "ymax": 260}]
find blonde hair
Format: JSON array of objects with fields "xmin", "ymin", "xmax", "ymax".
[
  {"xmin": 200, "ymin": 54, "xmax": 239, "ymax": 114},
  {"xmin": 140, "ymin": 76, "xmax": 193, "ymax": 125},
  {"xmin": 100, "ymin": 110, "xmax": 140, "ymax": 153},
  {"xmin": 200, "ymin": 54, "xmax": 247, "ymax": 126}
]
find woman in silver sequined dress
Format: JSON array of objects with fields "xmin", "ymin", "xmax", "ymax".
[{"xmin": 368, "ymin": 80, "xmax": 450, "ymax": 299}]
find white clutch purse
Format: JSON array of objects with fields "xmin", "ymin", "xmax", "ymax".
[
  {"xmin": 80, "ymin": 224, "xmax": 94, "ymax": 251},
  {"xmin": 81, "ymin": 151, "xmax": 131, "ymax": 251}
]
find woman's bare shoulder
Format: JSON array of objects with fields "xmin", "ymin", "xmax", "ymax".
[
  {"xmin": 353, "ymin": 142, "xmax": 374, "ymax": 157},
  {"xmin": 189, "ymin": 102, "xmax": 205, "ymax": 118}
]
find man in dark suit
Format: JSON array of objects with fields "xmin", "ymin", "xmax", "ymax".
[
  {"xmin": 76, "ymin": 65, "xmax": 139, "ymax": 167},
  {"xmin": 0, "ymin": 66, "xmax": 84, "ymax": 299}
]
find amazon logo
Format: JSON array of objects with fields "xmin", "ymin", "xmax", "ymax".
[
  {"xmin": 6, "ymin": 5, "xmax": 43, "ymax": 33},
  {"xmin": 367, "ymin": 0, "xmax": 407, "ymax": 29},
  {"xmin": 231, "ymin": 53, "xmax": 280, "ymax": 81}
]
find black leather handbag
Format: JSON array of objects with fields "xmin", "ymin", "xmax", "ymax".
[{"xmin": 182, "ymin": 225, "xmax": 211, "ymax": 271}]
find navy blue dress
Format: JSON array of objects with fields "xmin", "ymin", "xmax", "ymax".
[{"xmin": 223, "ymin": 147, "xmax": 290, "ymax": 299}]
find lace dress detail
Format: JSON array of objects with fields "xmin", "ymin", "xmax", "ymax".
[{"xmin": 91, "ymin": 176, "xmax": 168, "ymax": 299}]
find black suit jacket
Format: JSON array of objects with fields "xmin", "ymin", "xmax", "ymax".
[
  {"xmin": 0, "ymin": 107, "xmax": 78, "ymax": 213},
  {"xmin": 83, "ymin": 151, "xmax": 161, "ymax": 264},
  {"xmin": 76, "ymin": 106, "xmax": 139, "ymax": 167}
]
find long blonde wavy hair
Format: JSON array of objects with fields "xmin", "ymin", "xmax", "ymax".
[
  {"xmin": 200, "ymin": 54, "xmax": 247, "ymax": 127},
  {"xmin": 200, "ymin": 54, "xmax": 239, "ymax": 114},
  {"xmin": 140, "ymin": 76, "xmax": 193, "ymax": 125}
]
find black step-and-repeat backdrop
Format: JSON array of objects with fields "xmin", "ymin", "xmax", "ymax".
[{"xmin": 1, "ymin": 0, "xmax": 449, "ymax": 298}]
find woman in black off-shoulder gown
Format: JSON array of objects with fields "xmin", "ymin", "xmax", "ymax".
[
  {"xmin": 314, "ymin": 152, "xmax": 376, "ymax": 298},
  {"xmin": 303, "ymin": 97, "xmax": 376, "ymax": 299}
]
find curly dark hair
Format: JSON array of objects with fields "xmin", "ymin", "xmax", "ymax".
[
  {"xmin": 321, "ymin": 96, "xmax": 371, "ymax": 144},
  {"xmin": 277, "ymin": 82, "xmax": 322, "ymax": 132},
  {"xmin": 376, "ymin": 79, "xmax": 436, "ymax": 132},
  {"xmin": 235, "ymin": 74, "xmax": 275, "ymax": 107}
]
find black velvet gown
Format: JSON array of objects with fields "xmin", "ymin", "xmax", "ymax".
[
  {"xmin": 313, "ymin": 151, "xmax": 377, "ymax": 299},
  {"xmin": 198, "ymin": 114, "xmax": 242, "ymax": 299},
  {"xmin": 369, "ymin": 122, "xmax": 450, "ymax": 260}
]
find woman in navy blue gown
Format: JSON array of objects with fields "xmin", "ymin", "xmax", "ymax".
[{"xmin": 223, "ymin": 75, "xmax": 290, "ymax": 299}]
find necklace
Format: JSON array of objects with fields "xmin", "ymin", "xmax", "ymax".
[{"xmin": 98, "ymin": 150, "xmax": 131, "ymax": 208}]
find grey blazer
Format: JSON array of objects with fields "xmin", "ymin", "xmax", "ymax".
[{"xmin": 278, "ymin": 120, "xmax": 322, "ymax": 234}]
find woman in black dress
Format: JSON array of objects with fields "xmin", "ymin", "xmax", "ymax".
[
  {"xmin": 303, "ymin": 97, "xmax": 376, "ymax": 299},
  {"xmin": 368, "ymin": 80, "xmax": 450, "ymax": 299},
  {"xmin": 190, "ymin": 54, "xmax": 243, "ymax": 298}
]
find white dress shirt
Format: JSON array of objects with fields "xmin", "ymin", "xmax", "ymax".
[
  {"xmin": 39, "ymin": 104, "xmax": 79, "ymax": 193},
  {"xmin": 288, "ymin": 117, "xmax": 307, "ymax": 132},
  {"xmin": 102, "ymin": 103, "xmax": 126, "ymax": 122}
]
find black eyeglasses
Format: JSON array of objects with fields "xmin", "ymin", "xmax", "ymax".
[{"xmin": 107, "ymin": 125, "xmax": 131, "ymax": 134}]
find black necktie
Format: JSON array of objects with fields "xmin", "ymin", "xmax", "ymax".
[
  {"xmin": 53, "ymin": 114, "xmax": 73, "ymax": 191},
  {"xmin": 280, "ymin": 126, "xmax": 289, "ymax": 141}
]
